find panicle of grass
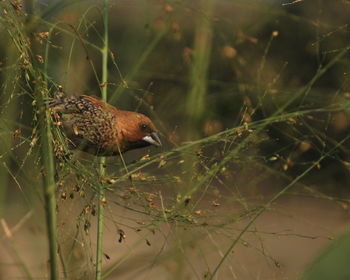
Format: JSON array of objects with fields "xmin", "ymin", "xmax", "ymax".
[{"xmin": 0, "ymin": 2, "xmax": 59, "ymax": 279}]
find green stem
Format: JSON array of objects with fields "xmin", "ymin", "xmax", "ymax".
[
  {"xmin": 37, "ymin": 83, "xmax": 58, "ymax": 280},
  {"xmin": 95, "ymin": 178, "xmax": 105, "ymax": 280},
  {"xmin": 96, "ymin": 1, "xmax": 109, "ymax": 279}
]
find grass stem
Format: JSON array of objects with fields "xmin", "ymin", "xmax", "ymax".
[
  {"xmin": 37, "ymin": 83, "xmax": 59, "ymax": 280},
  {"xmin": 95, "ymin": 1, "xmax": 109, "ymax": 279}
]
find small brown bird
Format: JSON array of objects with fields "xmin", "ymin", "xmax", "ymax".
[{"xmin": 48, "ymin": 92, "xmax": 161, "ymax": 156}]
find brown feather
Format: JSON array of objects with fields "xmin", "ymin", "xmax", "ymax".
[{"xmin": 49, "ymin": 94, "xmax": 160, "ymax": 156}]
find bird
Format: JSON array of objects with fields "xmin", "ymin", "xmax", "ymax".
[{"xmin": 47, "ymin": 90, "xmax": 161, "ymax": 156}]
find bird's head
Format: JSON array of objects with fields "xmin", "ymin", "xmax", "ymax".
[{"xmin": 116, "ymin": 111, "xmax": 161, "ymax": 152}]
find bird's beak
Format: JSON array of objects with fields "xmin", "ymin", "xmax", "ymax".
[{"xmin": 142, "ymin": 132, "xmax": 162, "ymax": 147}]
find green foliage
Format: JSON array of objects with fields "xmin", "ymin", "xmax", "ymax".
[{"xmin": 303, "ymin": 230, "xmax": 350, "ymax": 280}]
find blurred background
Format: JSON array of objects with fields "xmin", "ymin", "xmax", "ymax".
[{"xmin": 0, "ymin": 0, "xmax": 350, "ymax": 279}]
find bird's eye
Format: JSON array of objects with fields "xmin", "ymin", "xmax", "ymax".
[{"xmin": 140, "ymin": 123, "xmax": 148, "ymax": 131}]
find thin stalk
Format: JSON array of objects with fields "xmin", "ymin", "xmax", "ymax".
[
  {"xmin": 37, "ymin": 10, "xmax": 59, "ymax": 278},
  {"xmin": 37, "ymin": 81, "xmax": 59, "ymax": 280},
  {"xmin": 96, "ymin": 1, "xmax": 108, "ymax": 279}
]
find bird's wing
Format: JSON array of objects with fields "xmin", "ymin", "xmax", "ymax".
[
  {"xmin": 80, "ymin": 95, "xmax": 119, "ymax": 113},
  {"xmin": 48, "ymin": 94, "xmax": 118, "ymax": 115}
]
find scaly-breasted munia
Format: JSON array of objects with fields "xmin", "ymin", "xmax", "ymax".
[{"xmin": 48, "ymin": 92, "xmax": 161, "ymax": 156}]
